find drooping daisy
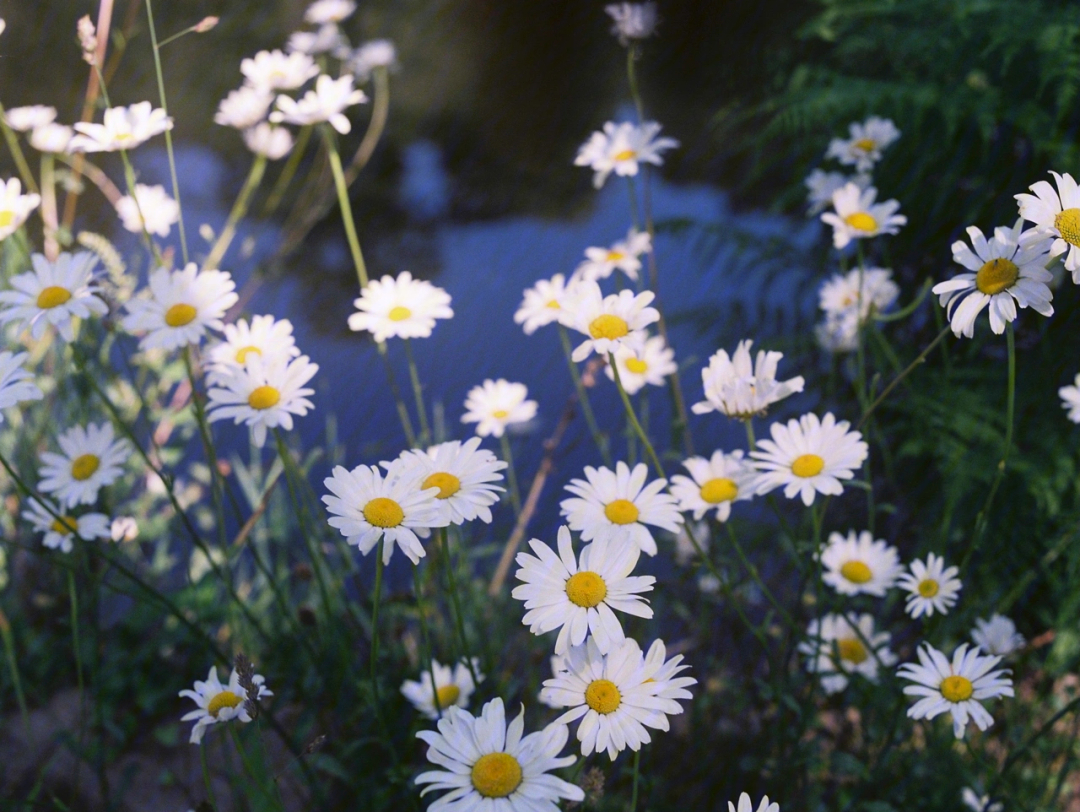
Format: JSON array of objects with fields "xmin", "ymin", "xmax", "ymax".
[
  {"xmin": 349, "ymin": 39, "xmax": 397, "ymax": 81},
  {"xmin": 560, "ymin": 461, "xmax": 683, "ymax": 557},
  {"xmin": 206, "ymin": 314, "xmax": 300, "ymax": 385},
  {"xmin": 115, "ymin": 184, "xmax": 180, "ymax": 238},
  {"xmin": 0, "ymin": 351, "xmax": 43, "ymax": 418},
  {"xmin": 798, "ymin": 613, "xmax": 897, "ymax": 694},
  {"xmin": 820, "ymin": 182, "xmax": 907, "ymax": 249},
  {"xmin": 512, "ymin": 526, "xmax": 654, "ymax": 654},
  {"xmin": 574, "ymin": 121, "xmax": 679, "ymax": 189},
  {"xmin": 514, "ymin": 274, "xmax": 574, "ymax": 335},
  {"xmin": 271, "ymin": 74, "xmax": 366, "ymax": 134},
  {"xmin": 402, "ymin": 658, "xmax": 483, "ymax": 720},
  {"xmin": 179, "ymin": 665, "xmax": 273, "ymax": 745},
  {"xmin": 564, "ymin": 281, "xmax": 659, "ymax": 363},
  {"xmin": 805, "ymin": 168, "xmax": 869, "ymax": 215},
  {"xmin": 240, "ymin": 49, "xmax": 319, "ymax": 92},
  {"xmin": 206, "ymin": 354, "xmax": 318, "ymax": 447},
  {"xmin": 897, "ymin": 643, "xmax": 1013, "ymax": 739},
  {"xmin": 898, "ymin": 553, "xmax": 961, "ymax": 618},
  {"xmin": 214, "ymin": 86, "xmax": 273, "ymax": 130},
  {"xmin": 825, "ymin": 117, "xmax": 901, "ymax": 173},
  {"xmin": 0, "ymin": 178, "xmax": 41, "ymax": 242},
  {"xmin": 933, "ymin": 221, "xmax": 1053, "ymax": 338},
  {"xmin": 29, "ymin": 123, "xmax": 74, "ymax": 154},
  {"xmin": 24, "ymin": 497, "xmax": 110, "ymax": 553},
  {"xmin": 69, "ymin": 102, "xmax": 173, "ymax": 153},
  {"xmin": 751, "ymin": 412, "xmax": 868, "ymax": 507},
  {"xmin": 603, "ymin": 335, "xmax": 676, "ymax": 395},
  {"xmin": 38, "ymin": 422, "xmax": 131, "ymax": 508},
  {"xmin": 415, "ymin": 698, "xmax": 584, "ymax": 812},
  {"xmin": 121, "ymin": 264, "xmax": 238, "ymax": 351},
  {"xmin": 669, "ymin": 449, "xmax": 755, "ymax": 522},
  {"xmin": 461, "ymin": 379, "xmax": 538, "ymax": 438},
  {"xmin": 819, "ymin": 267, "xmax": 900, "ymax": 321},
  {"xmin": 347, "ymin": 271, "xmax": 453, "ymax": 341},
  {"xmin": 1059, "ymin": 373, "xmax": 1080, "ymax": 422},
  {"xmin": 575, "ymin": 228, "xmax": 651, "ymax": 283},
  {"xmin": 963, "ymin": 788, "xmax": 1003, "ymax": 812},
  {"xmin": 819, "ymin": 530, "xmax": 902, "ymax": 597},
  {"xmin": 305, "ymin": 0, "xmax": 356, "ymax": 24},
  {"xmin": 729, "ymin": 794, "xmax": 780, "ymax": 812},
  {"xmin": 0, "ymin": 251, "xmax": 107, "ymax": 341},
  {"xmin": 392, "ymin": 437, "xmax": 506, "ymax": 525},
  {"xmin": 243, "ymin": 123, "xmax": 294, "ymax": 160},
  {"xmin": 972, "ymin": 614, "xmax": 1025, "ymax": 657},
  {"xmin": 322, "ymin": 457, "xmax": 448, "ymax": 565},
  {"xmin": 605, "ymin": 3, "xmax": 659, "ymax": 44},
  {"xmin": 1015, "ymin": 170, "xmax": 1080, "ymax": 279},
  {"xmin": 691, "ymin": 339, "xmax": 805, "ymax": 419},
  {"xmin": 4, "ymin": 105, "xmax": 57, "ymax": 132}
]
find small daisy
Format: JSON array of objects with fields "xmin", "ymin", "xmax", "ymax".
[
  {"xmin": 179, "ymin": 665, "xmax": 273, "ymax": 745},
  {"xmin": 322, "ymin": 457, "xmax": 448, "ymax": 565},
  {"xmin": 805, "ymin": 169, "xmax": 869, "ymax": 215},
  {"xmin": 825, "ymin": 116, "xmax": 901, "ymax": 173},
  {"xmin": 798, "ymin": 613, "xmax": 897, "ymax": 694},
  {"xmin": 819, "ymin": 267, "xmax": 900, "ymax": 321},
  {"xmin": 206, "ymin": 354, "xmax": 319, "ymax": 447},
  {"xmin": 564, "ymin": 281, "xmax": 659, "ymax": 363},
  {"xmin": 121, "ymin": 263, "xmax": 238, "ymax": 351},
  {"xmin": 24, "ymin": 497, "xmax": 110, "ymax": 553},
  {"xmin": 963, "ymin": 788, "xmax": 1003, "ymax": 812},
  {"xmin": 514, "ymin": 274, "xmax": 574, "ymax": 335},
  {"xmin": 0, "ymin": 178, "xmax": 41, "ymax": 242},
  {"xmin": 271, "ymin": 74, "xmax": 366, "ymax": 134},
  {"xmin": 38, "ymin": 422, "xmax": 131, "ymax": 508},
  {"xmin": 1015, "ymin": 170, "xmax": 1080, "ymax": 279},
  {"xmin": 560, "ymin": 461, "xmax": 683, "ymax": 557},
  {"xmin": 1060, "ymin": 373, "xmax": 1080, "ymax": 422},
  {"xmin": 690, "ymin": 339, "xmax": 805, "ymax": 419},
  {"xmin": 347, "ymin": 271, "xmax": 453, "ymax": 341},
  {"xmin": 415, "ymin": 698, "xmax": 584, "ymax": 812},
  {"xmin": 461, "ymin": 379, "xmax": 537, "ymax": 438},
  {"xmin": 819, "ymin": 530, "xmax": 902, "ymax": 597},
  {"xmin": 0, "ymin": 351, "xmax": 43, "ymax": 417},
  {"xmin": 116, "ymin": 184, "xmax": 180, "ymax": 238},
  {"xmin": 0, "ymin": 251, "xmax": 107, "ymax": 341},
  {"xmin": 305, "ymin": 0, "xmax": 356, "ymax": 24},
  {"xmin": 669, "ymin": 449, "xmax": 755, "ymax": 522},
  {"xmin": 69, "ymin": 102, "xmax": 173, "ymax": 152},
  {"xmin": 401, "ymin": 658, "xmax": 482, "ymax": 720},
  {"xmin": 972, "ymin": 614, "xmax": 1025, "ymax": 657},
  {"xmin": 574, "ymin": 121, "xmax": 679, "ymax": 189},
  {"xmin": 897, "ymin": 642, "xmax": 1013, "ymax": 739},
  {"xmin": 393, "ymin": 437, "xmax": 506, "ymax": 525},
  {"xmin": 898, "ymin": 553, "xmax": 961, "ymax": 618},
  {"xmin": 206, "ymin": 314, "xmax": 300, "ymax": 385},
  {"xmin": 605, "ymin": 3, "xmax": 659, "ymax": 44},
  {"xmin": 349, "ymin": 39, "xmax": 397, "ymax": 81},
  {"xmin": 243, "ymin": 123, "xmax": 294, "ymax": 160},
  {"xmin": 214, "ymin": 86, "xmax": 273, "ymax": 130},
  {"xmin": 4, "ymin": 105, "xmax": 56, "ymax": 132},
  {"xmin": 820, "ymin": 182, "xmax": 907, "ymax": 249},
  {"xmin": 512, "ymin": 526, "xmax": 654, "ymax": 654},
  {"xmin": 729, "ymin": 794, "xmax": 780, "ymax": 812},
  {"xmin": 287, "ymin": 25, "xmax": 345, "ymax": 56},
  {"xmin": 240, "ymin": 49, "xmax": 319, "ymax": 91},
  {"xmin": 603, "ymin": 335, "xmax": 676, "ymax": 395},
  {"xmin": 29, "ymin": 123, "xmax": 74, "ymax": 154},
  {"xmin": 575, "ymin": 228, "xmax": 651, "ymax": 283}
]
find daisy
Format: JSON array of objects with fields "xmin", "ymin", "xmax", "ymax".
[
  {"xmin": 669, "ymin": 449, "xmax": 755, "ymax": 522},
  {"xmin": 287, "ymin": 25, "xmax": 345, "ymax": 56},
  {"xmin": 751, "ymin": 412, "xmax": 868, "ymax": 507},
  {"xmin": 240, "ymin": 49, "xmax": 319, "ymax": 91},
  {"xmin": 206, "ymin": 314, "xmax": 300, "ymax": 384},
  {"xmin": 69, "ymin": 102, "xmax": 173, "ymax": 152},
  {"xmin": 805, "ymin": 168, "xmax": 869, "ymax": 215},
  {"xmin": 243, "ymin": 123, "xmax": 294, "ymax": 160},
  {"xmin": 392, "ymin": 437, "xmax": 506, "ymax": 525},
  {"xmin": 349, "ymin": 39, "xmax": 397, "ymax": 81},
  {"xmin": 110, "ymin": 516, "xmax": 138, "ymax": 542},
  {"xmin": 933, "ymin": 221, "xmax": 1053, "ymax": 338},
  {"xmin": 401, "ymin": 658, "xmax": 482, "ymax": 720},
  {"xmin": 825, "ymin": 116, "xmax": 901, "ymax": 173},
  {"xmin": 0, "ymin": 251, "xmax": 107, "ymax": 341},
  {"xmin": 673, "ymin": 519, "xmax": 709, "ymax": 566},
  {"xmin": 963, "ymin": 788, "xmax": 1003, "ymax": 812},
  {"xmin": 346, "ymin": 271, "xmax": 453, "ymax": 341},
  {"xmin": 29, "ymin": 123, "xmax": 74, "ymax": 154},
  {"xmin": 564, "ymin": 281, "xmax": 659, "ymax": 363},
  {"xmin": 206, "ymin": 354, "xmax": 319, "ymax": 447},
  {"xmin": 1060, "ymin": 373, "xmax": 1080, "ymax": 422},
  {"xmin": 271, "ymin": 74, "xmax": 366, "ymax": 134},
  {"xmin": 1015, "ymin": 170, "xmax": 1080, "ymax": 279},
  {"xmin": 513, "ymin": 274, "xmax": 574, "ymax": 335},
  {"xmin": 815, "ymin": 310, "xmax": 861, "ymax": 354},
  {"xmin": 415, "ymin": 698, "xmax": 583, "ymax": 811},
  {"xmin": 575, "ymin": 228, "xmax": 651, "ymax": 283},
  {"xmin": 819, "ymin": 530, "xmax": 902, "ymax": 597},
  {"xmin": 691, "ymin": 339, "xmax": 805, "ymax": 419},
  {"xmin": 820, "ymin": 182, "xmax": 907, "ymax": 249},
  {"xmin": 38, "ymin": 422, "xmax": 131, "ymax": 508},
  {"xmin": 819, "ymin": 267, "xmax": 900, "ymax": 321},
  {"xmin": 461, "ymin": 379, "xmax": 537, "ymax": 438},
  {"xmin": 798, "ymin": 613, "xmax": 897, "ymax": 694},
  {"xmin": 605, "ymin": 3, "xmax": 659, "ymax": 44},
  {"xmin": 560, "ymin": 461, "xmax": 683, "ymax": 557},
  {"xmin": 898, "ymin": 553, "xmax": 961, "ymax": 618},
  {"xmin": 0, "ymin": 178, "xmax": 41, "ymax": 242},
  {"xmin": 322, "ymin": 457, "xmax": 448, "ymax": 565},
  {"xmin": 121, "ymin": 263, "xmax": 238, "ymax": 351},
  {"xmin": 574, "ymin": 121, "xmax": 679, "ymax": 189},
  {"xmin": 641, "ymin": 637, "xmax": 697, "ymax": 702},
  {"xmin": 603, "ymin": 335, "xmax": 676, "ymax": 395},
  {"xmin": 972, "ymin": 614, "xmax": 1025, "ymax": 657},
  {"xmin": 305, "ymin": 0, "xmax": 356, "ymax": 24},
  {"xmin": 0, "ymin": 351, "xmax": 43, "ymax": 418},
  {"xmin": 4, "ymin": 105, "xmax": 56, "ymax": 132},
  {"xmin": 897, "ymin": 642, "xmax": 1013, "ymax": 739},
  {"xmin": 179, "ymin": 665, "xmax": 273, "ymax": 745},
  {"xmin": 512, "ymin": 526, "xmax": 654, "ymax": 654},
  {"xmin": 214, "ymin": 86, "xmax": 273, "ymax": 130},
  {"xmin": 115, "ymin": 184, "xmax": 180, "ymax": 238},
  {"xmin": 24, "ymin": 497, "xmax": 110, "ymax": 553},
  {"xmin": 729, "ymin": 794, "xmax": 780, "ymax": 812}
]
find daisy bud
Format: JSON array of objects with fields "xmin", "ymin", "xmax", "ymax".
[
  {"xmin": 194, "ymin": 16, "xmax": 219, "ymax": 33},
  {"xmin": 77, "ymin": 15, "xmax": 98, "ymax": 65}
]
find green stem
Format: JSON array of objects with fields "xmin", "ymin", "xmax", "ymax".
[
  {"xmin": 0, "ymin": 101, "xmax": 40, "ymax": 194},
  {"xmin": 68, "ymin": 567, "xmax": 86, "ymax": 794},
  {"xmin": 403, "ymin": 338, "xmax": 430, "ymax": 446},
  {"xmin": 0, "ymin": 613, "xmax": 29, "ymax": 736},
  {"xmin": 629, "ymin": 747, "xmax": 642, "ymax": 812},
  {"xmin": 378, "ymin": 340, "xmax": 417, "ymax": 446},
  {"xmin": 413, "ymin": 564, "xmax": 443, "ymax": 717},
  {"xmin": 263, "ymin": 124, "xmax": 312, "ymax": 216},
  {"xmin": 609, "ymin": 352, "xmax": 664, "ymax": 477},
  {"xmin": 323, "ymin": 127, "xmax": 369, "ymax": 288},
  {"xmin": 440, "ymin": 528, "xmax": 480, "ymax": 688},
  {"xmin": 557, "ymin": 324, "xmax": 609, "ymax": 464},
  {"xmin": 725, "ymin": 524, "xmax": 795, "ymax": 630},
  {"xmin": 743, "ymin": 417, "xmax": 756, "ymax": 451},
  {"xmin": 370, "ymin": 542, "xmax": 385, "ymax": 707},
  {"xmin": 857, "ymin": 326, "xmax": 951, "ymax": 430},
  {"xmin": 499, "ymin": 433, "xmax": 522, "ymax": 515},
  {"xmin": 200, "ymin": 740, "xmax": 220, "ymax": 810},
  {"xmin": 204, "ymin": 153, "xmax": 267, "ymax": 270}
]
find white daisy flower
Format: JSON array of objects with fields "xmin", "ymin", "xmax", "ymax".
[
  {"xmin": 825, "ymin": 116, "xmax": 901, "ymax": 173},
  {"xmin": 513, "ymin": 273, "xmax": 574, "ymax": 335},
  {"xmin": 898, "ymin": 553, "xmax": 961, "ymax": 618},
  {"xmin": 346, "ymin": 271, "xmax": 453, "ymax": 341},
  {"xmin": 0, "ymin": 351, "xmax": 43, "ymax": 417},
  {"xmin": 29, "ymin": 123, "xmax": 74, "ymax": 154},
  {"xmin": 820, "ymin": 182, "xmax": 907, "ymax": 249},
  {"xmin": 603, "ymin": 335, "xmax": 676, "ymax": 395},
  {"xmin": 24, "ymin": 497, "xmax": 110, "ymax": 553},
  {"xmin": 1015, "ymin": 170, "xmax": 1080, "ymax": 280},
  {"xmin": 286, "ymin": 25, "xmax": 345, "ymax": 56},
  {"xmin": 933, "ymin": 221, "xmax": 1054, "ymax": 338},
  {"xmin": 401, "ymin": 658, "xmax": 482, "ymax": 720},
  {"xmin": 815, "ymin": 310, "xmax": 861, "ymax": 354},
  {"xmin": 214, "ymin": 86, "xmax": 273, "ymax": 130},
  {"xmin": 605, "ymin": 3, "xmax": 659, "ymax": 44},
  {"xmin": 560, "ymin": 461, "xmax": 683, "ymax": 557},
  {"xmin": 512, "ymin": 526, "xmax": 654, "ymax": 655},
  {"xmin": 240, "ymin": 49, "xmax": 319, "ymax": 92},
  {"xmin": 179, "ymin": 665, "xmax": 273, "ymax": 745},
  {"xmin": 121, "ymin": 264, "xmax": 238, "ymax": 351},
  {"xmin": 38, "ymin": 422, "xmax": 131, "ymax": 508},
  {"xmin": 574, "ymin": 121, "xmax": 679, "ymax": 189},
  {"xmin": 539, "ymin": 655, "xmax": 571, "ymax": 708},
  {"xmin": 819, "ymin": 529, "xmax": 902, "ymax": 597},
  {"xmin": 691, "ymin": 339, "xmax": 805, "ymax": 419},
  {"xmin": 206, "ymin": 314, "xmax": 300, "ymax": 385},
  {"xmin": 110, "ymin": 516, "xmax": 138, "ymax": 542},
  {"xmin": 798, "ymin": 613, "xmax": 897, "ymax": 694},
  {"xmin": 972, "ymin": 614, "xmax": 1025, "ymax": 657},
  {"xmin": 116, "ymin": 184, "xmax": 180, "ymax": 238},
  {"xmin": 349, "ymin": 40, "xmax": 397, "ymax": 81},
  {"xmin": 897, "ymin": 642, "xmax": 1013, "ymax": 739},
  {"xmin": 0, "ymin": 178, "xmax": 41, "ymax": 242},
  {"xmin": 641, "ymin": 637, "xmax": 697, "ymax": 702},
  {"xmin": 805, "ymin": 169, "xmax": 870, "ymax": 215},
  {"xmin": 729, "ymin": 793, "xmax": 780, "ymax": 812},
  {"xmin": 819, "ymin": 267, "xmax": 900, "ymax": 320},
  {"xmin": 271, "ymin": 74, "xmax": 366, "ymax": 134},
  {"xmin": 322, "ymin": 457, "xmax": 448, "ymax": 565},
  {"xmin": 392, "ymin": 437, "xmax": 506, "ymax": 525},
  {"xmin": 1060, "ymin": 373, "xmax": 1080, "ymax": 422},
  {"xmin": 751, "ymin": 412, "xmax": 868, "ymax": 507},
  {"xmin": 564, "ymin": 281, "xmax": 659, "ymax": 363},
  {"xmin": 243, "ymin": 123, "xmax": 294, "ymax": 160},
  {"xmin": 0, "ymin": 251, "xmax": 107, "ymax": 341},
  {"xmin": 305, "ymin": 0, "xmax": 356, "ymax": 24},
  {"xmin": 669, "ymin": 449, "xmax": 755, "ymax": 522},
  {"xmin": 4, "ymin": 105, "xmax": 56, "ymax": 132},
  {"xmin": 461, "ymin": 379, "xmax": 537, "ymax": 438},
  {"xmin": 415, "ymin": 697, "xmax": 584, "ymax": 811},
  {"xmin": 673, "ymin": 519, "xmax": 709, "ymax": 566},
  {"xmin": 69, "ymin": 102, "xmax": 173, "ymax": 153},
  {"xmin": 963, "ymin": 788, "xmax": 1003, "ymax": 812},
  {"xmin": 206, "ymin": 354, "xmax": 318, "ymax": 447},
  {"xmin": 574, "ymin": 228, "xmax": 651, "ymax": 283}
]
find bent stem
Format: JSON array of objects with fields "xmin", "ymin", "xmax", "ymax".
[
  {"xmin": 263, "ymin": 124, "xmax": 312, "ymax": 216},
  {"xmin": 323, "ymin": 127, "xmax": 369, "ymax": 288},
  {"xmin": 499, "ymin": 433, "xmax": 522, "ymax": 515},
  {"xmin": 557, "ymin": 325, "xmax": 609, "ymax": 464},
  {"xmin": 609, "ymin": 352, "xmax": 664, "ymax": 477},
  {"xmin": 204, "ymin": 152, "xmax": 267, "ymax": 270}
]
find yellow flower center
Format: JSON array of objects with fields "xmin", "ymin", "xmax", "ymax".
[
  {"xmin": 613, "ymin": 149, "xmax": 637, "ymax": 161},
  {"xmin": 699, "ymin": 477, "xmax": 738, "ymax": 504},
  {"xmin": 585, "ymin": 678, "xmax": 622, "ymax": 714},
  {"xmin": 422, "ymin": 471, "xmax": 461, "ymax": 499},
  {"xmin": 235, "ymin": 345, "xmax": 262, "ymax": 364},
  {"xmin": 604, "ymin": 498, "xmax": 639, "ymax": 525},
  {"xmin": 471, "ymin": 752, "xmax": 523, "ymax": 798},
  {"xmin": 491, "ymin": 409, "xmax": 510, "ymax": 419},
  {"xmin": 247, "ymin": 385, "xmax": 281, "ymax": 410},
  {"xmin": 791, "ymin": 453, "xmax": 825, "ymax": 478},
  {"xmin": 388, "ymin": 305, "xmax": 412, "ymax": 321},
  {"xmin": 605, "ymin": 250, "xmax": 627, "ymax": 262},
  {"xmin": 36, "ymin": 286, "xmax": 72, "ymax": 309},
  {"xmin": 975, "ymin": 257, "xmax": 1019, "ymax": 296},
  {"xmin": 565, "ymin": 571, "xmax": 607, "ymax": 608},
  {"xmin": 918, "ymin": 578, "xmax": 939, "ymax": 598},
  {"xmin": 940, "ymin": 675, "xmax": 974, "ymax": 703},
  {"xmin": 50, "ymin": 516, "xmax": 79, "ymax": 535},
  {"xmin": 1055, "ymin": 208, "xmax": 1080, "ymax": 246},
  {"xmin": 363, "ymin": 497, "xmax": 405, "ymax": 528},
  {"xmin": 545, "ymin": 299, "xmax": 561, "ymax": 309},
  {"xmin": 165, "ymin": 303, "xmax": 198, "ymax": 327},
  {"xmin": 836, "ymin": 637, "xmax": 868, "ymax": 664},
  {"xmin": 589, "ymin": 314, "xmax": 630, "ymax": 340},
  {"xmin": 0, "ymin": 210, "xmax": 13, "ymax": 228},
  {"xmin": 70, "ymin": 454, "xmax": 100, "ymax": 481},
  {"xmin": 844, "ymin": 212, "xmax": 878, "ymax": 232},
  {"xmin": 435, "ymin": 684, "xmax": 461, "ymax": 708},
  {"xmin": 206, "ymin": 690, "xmax": 243, "ymax": 718},
  {"xmin": 854, "ymin": 138, "xmax": 876, "ymax": 152},
  {"xmin": 840, "ymin": 560, "xmax": 873, "ymax": 584},
  {"xmin": 625, "ymin": 358, "xmax": 649, "ymax": 374}
]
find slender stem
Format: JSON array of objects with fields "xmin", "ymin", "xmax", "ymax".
[
  {"xmin": 204, "ymin": 153, "xmax": 267, "ymax": 270},
  {"xmin": 39, "ymin": 154, "xmax": 60, "ymax": 259},
  {"xmin": 413, "ymin": 564, "xmax": 443, "ymax": 717},
  {"xmin": 370, "ymin": 542, "xmax": 385, "ymax": 707},
  {"xmin": 609, "ymin": 352, "xmax": 664, "ymax": 477},
  {"xmin": 499, "ymin": 433, "xmax": 522, "ymax": 515},
  {"xmin": 0, "ymin": 102, "xmax": 40, "ymax": 194},
  {"xmin": 200, "ymin": 740, "xmax": 220, "ymax": 810},
  {"xmin": 557, "ymin": 325, "xmax": 609, "ymax": 463},
  {"xmin": 323, "ymin": 127, "xmax": 369, "ymax": 288},
  {"xmin": 263, "ymin": 124, "xmax": 312, "ymax": 216},
  {"xmin": 440, "ymin": 528, "xmax": 480, "ymax": 688},
  {"xmin": 725, "ymin": 524, "xmax": 795, "ymax": 629},
  {"xmin": 743, "ymin": 418, "xmax": 756, "ymax": 451},
  {"xmin": 0, "ymin": 612, "xmax": 29, "ymax": 736},
  {"xmin": 629, "ymin": 747, "xmax": 642, "ymax": 812},
  {"xmin": 626, "ymin": 46, "xmax": 645, "ymax": 121},
  {"xmin": 857, "ymin": 326, "xmax": 951, "ymax": 430},
  {"xmin": 68, "ymin": 567, "xmax": 86, "ymax": 795},
  {"xmin": 377, "ymin": 340, "xmax": 417, "ymax": 446},
  {"xmin": 403, "ymin": 338, "xmax": 430, "ymax": 446}
]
